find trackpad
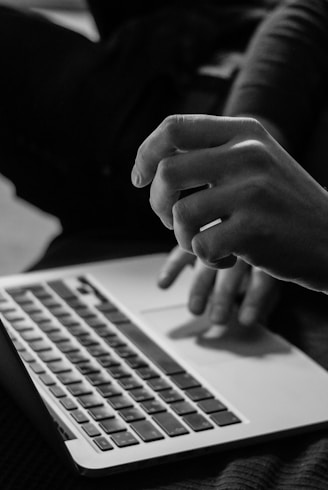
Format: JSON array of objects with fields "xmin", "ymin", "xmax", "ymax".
[{"xmin": 141, "ymin": 305, "xmax": 290, "ymax": 367}]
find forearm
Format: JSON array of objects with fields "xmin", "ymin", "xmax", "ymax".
[{"xmin": 224, "ymin": 0, "xmax": 328, "ymax": 159}]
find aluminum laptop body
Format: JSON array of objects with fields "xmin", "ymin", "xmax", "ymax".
[{"xmin": 0, "ymin": 253, "xmax": 328, "ymax": 477}]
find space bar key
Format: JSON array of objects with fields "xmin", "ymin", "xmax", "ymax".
[{"xmin": 116, "ymin": 322, "xmax": 184, "ymax": 375}]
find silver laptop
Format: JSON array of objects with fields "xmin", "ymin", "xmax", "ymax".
[{"xmin": 0, "ymin": 252, "xmax": 327, "ymax": 477}]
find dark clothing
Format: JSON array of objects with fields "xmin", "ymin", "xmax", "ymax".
[
  {"xmin": 1, "ymin": 2, "xmax": 328, "ymax": 490},
  {"xmin": 0, "ymin": 1, "xmax": 276, "ymax": 238},
  {"xmin": 225, "ymin": 0, "xmax": 328, "ymax": 162}
]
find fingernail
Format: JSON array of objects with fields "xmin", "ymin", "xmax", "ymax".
[
  {"xmin": 189, "ymin": 296, "xmax": 204, "ymax": 315},
  {"xmin": 158, "ymin": 272, "xmax": 170, "ymax": 288},
  {"xmin": 239, "ymin": 307, "xmax": 256, "ymax": 326},
  {"xmin": 131, "ymin": 166, "xmax": 141, "ymax": 187},
  {"xmin": 210, "ymin": 306, "xmax": 227, "ymax": 325}
]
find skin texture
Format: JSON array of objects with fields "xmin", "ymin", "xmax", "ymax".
[
  {"xmin": 132, "ymin": 115, "xmax": 328, "ymax": 296},
  {"xmin": 157, "ymin": 246, "xmax": 279, "ymax": 326}
]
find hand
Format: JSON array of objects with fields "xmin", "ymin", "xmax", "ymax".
[
  {"xmin": 158, "ymin": 246, "xmax": 279, "ymax": 326},
  {"xmin": 132, "ymin": 115, "xmax": 328, "ymax": 293}
]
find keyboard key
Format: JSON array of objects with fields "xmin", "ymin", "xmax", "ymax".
[
  {"xmin": 75, "ymin": 307, "xmax": 95, "ymax": 319},
  {"xmin": 116, "ymin": 322, "xmax": 184, "ymax": 375},
  {"xmin": 65, "ymin": 298, "xmax": 85, "ymax": 309},
  {"xmin": 119, "ymin": 407, "xmax": 145, "ymax": 423},
  {"xmin": 30, "ymin": 362, "xmax": 46, "ymax": 374},
  {"xmin": 49, "ymin": 385, "xmax": 66, "ymax": 398},
  {"xmin": 159, "ymin": 389, "xmax": 184, "ymax": 404},
  {"xmin": 140, "ymin": 400, "xmax": 167, "ymax": 415},
  {"xmin": 170, "ymin": 373, "xmax": 200, "ymax": 390},
  {"xmin": 185, "ymin": 387, "xmax": 213, "ymax": 402},
  {"xmin": 117, "ymin": 376, "xmax": 142, "ymax": 390},
  {"xmin": 107, "ymin": 395, "xmax": 133, "ymax": 410},
  {"xmin": 30, "ymin": 313, "xmax": 51, "ymax": 324},
  {"xmin": 39, "ymin": 298, "xmax": 61, "ymax": 308},
  {"xmin": 47, "ymin": 360, "xmax": 71, "ymax": 374},
  {"xmin": 97, "ymin": 384, "xmax": 122, "ymax": 398},
  {"xmin": 93, "ymin": 324, "xmax": 117, "ymax": 337},
  {"xmin": 39, "ymin": 374, "xmax": 55, "ymax": 385},
  {"xmin": 20, "ymin": 351, "xmax": 35, "ymax": 363},
  {"xmin": 60, "ymin": 318, "xmax": 81, "ymax": 328},
  {"xmin": 147, "ymin": 378, "xmax": 171, "ymax": 392},
  {"xmin": 110, "ymin": 431, "xmax": 139, "ymax": 447},
  {"xmin": 67, "ymin": 383, "xmax": 92, "ymax": 397},
  {"xmin": 183, "ymin": 413, "xmax": 214, "ymax": 432},
  {"xmin": 86, "ymin": 372, "xmax": 112, "ymax": 386},
  {"xmin": 11, "ymin": 320, "xmax": 34, "ymax": 332},
  {"xmin": 20, "ymin": 304, "xmax": 42, "ymax": 314},
  {"xmin": 12, "ymin": 339, "xmax": 25, "ymax": 351},
  {"xmin": 82, "ymin": 422, "xmax": 101, "ymax": 437},
  {"xmin": 3, "ymin": 311, "xmax": 26, "ymax": 322},
  {"xmin": 129, "ymin": 388, "xmax": 154, "ymax": 403},
  {"xmin": 94, "ymin": 436, "xmax": 113, "ymax": 451},
  {"xmin": 71, "ymin": 410, "xmax": 89, "ymax": 424},
  {"xmin": 20, "ymin": 330, "xmax": 42, "ymax": 342},
  {"xmin": 100, "ymin": 418, "xmax": 126, "ymax": 434},
  {"xmin": 78, "ymin": 394, "xmax": 103, "ymax": 409},
  {"xmin": 31, "ymin": 287, "xmax": 52, "ymax": 299},
  {"xmin": 66, "ymin": 352, "xmax": 90, "ymax": 364},
  {"xmin": 131, "ymin": 420, "xmax": 164, "ymax": 442},
  {"xmin": 102, "ymin": 311, "xmax": 129, "ymax": 325},
  {"xmin": 76, "ymin": 362, "xmax": 99, "ymax": 377},
  {"xmin": 98, "ymin": 356, "xmax": 120, "ymax": 368},
  {"xmin": 60, "ymin": 397, "xmax": 78, "ymax": 411},
  {"xmin": 38, "ymin": 350, "xmax": 62, "ymax": 363},
  {"xmin": 84, "ymin": 317, "xmax": 106, "ymax": 328},
  {"xmin": 37, "ymin": 321, "xmax": 59, "ymax": 334},
  {"xmin": 210, "ymin": 411, "xmax": 241, "ymax": 427},
  {"xmin": 96, "ymin": 302, "xmax": 117, "ymax": 314},
  {"xmin": 47, "ymin": 332, "xmax": 70, "ymax": 343},
  {"xmin": 106, "ymin": 365, "xmax": 130, "ymax": 379},
  {"xmin": 88, "ymin": 406, "xmax": 115, "ymax": 421},
  {"xmin": 87, "ymin": 345, "xmax": 109, "ymax": 358},
  {"xmin": 197, "ymin": 399, "xmax": 227, "ymax": 414},
  {"xmin": 125, "ymin": 356, "xmax": 147, "ymax": 369},
  {"xmin": 114, "ymin": 346, "xmax": 137, "ymax": 358},
  {"xmin": 65, "ymin": 324, "xmax": 88, "ymax": 336},
  {"xmin": 57, "ymin": 341, "xmax": 80, "ymax": 354},
  {"xmin": 48, "ymin": 280, "xmax": 76, "ymax": 300},
  {"xmin": 104, "ymin": 336, "xmax": 126, "ymax": 348},
  {"xmin": 171, "ymin": 401, "xmax": 197, "ymax": 416},
  {"xmin": 136, "ymin": 367, "xmax": 159, "ymax": 380},
  {"xmin": 78, "ymin": 335, "xmax": 98, "ymax": 347},
  {"xmin": 29, "ymin": 340, "xmax": 52, "ymax": 352},
  {"xmin": 47, "ymin": 306, "xmax": 70, "ymax": 317},
  {"xmin": 57, "ymin": 372, "xmax": 81, "ymax": 385},
  {"xmin": 152, "ymin": 413, "xmax": 189, "ymax": 437}
]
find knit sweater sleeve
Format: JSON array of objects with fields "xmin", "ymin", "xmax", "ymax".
[{"xmin": 224, "ymin": 0, "xmax": 328, "ymax": 158}]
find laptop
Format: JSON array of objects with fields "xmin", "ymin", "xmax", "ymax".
[{"xmin": 0, "ymin": 252, "xmax": 328, "ymax": 477}]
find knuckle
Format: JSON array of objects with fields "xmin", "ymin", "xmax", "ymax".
[
  {"xmin": 157, "ymin": 157, "xmax": 175, "ymax": 184},
  {"xmin": 162, "ymin": 114, "xmax": 185, "ymax": 144},
  {"xmin": 244, "ymin": 117, "xmax": 266, "ymax": 137},
  {"xmin": 243, "ymin": 139, "xmax": 269, "ymax": 164},
  {"xmin": 172, "ymin": 199, "xmax": 192, "ymax": 226},
  {"xmin": 149, "ymin": 194, "xmax": 162, "ymax": 216},
  {"xmin": 192, "ymin": 235, "xmax": 214, "ymax": 264}
]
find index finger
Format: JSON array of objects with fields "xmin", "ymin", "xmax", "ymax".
[{"xmin": 131, "ymin": 114, "xmax": 251, "ymax": 188}]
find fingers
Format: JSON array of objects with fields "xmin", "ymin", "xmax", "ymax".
[
  {"xmin": 187, "ymin": 260, "xmax": 217, "ymax": 315},
  {"xmin": 172, "ymin": 185, "xmax": 234, "ymax": 253},
  {"xmin": 132, "ymin": 114, "xmax": 259, "ymax": 188},
  {"xmin": 158, "ymin": 246, "xmax": 196, "ymax": 289},
  {"xmin": 149, "ymin": 145, "xmax": 231, "ymax": 229},
  {"xmin": 238, "ymin": 269, "xmax": 278, "ymax": 326},
  {"xmin": 210, "ymin": 259, "xmax": 250, "ymax": 324}
]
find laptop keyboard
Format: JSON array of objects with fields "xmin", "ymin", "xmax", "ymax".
[{"xmin": 0, "ymin": 277, "xmax": 241, "ymax": 452}]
